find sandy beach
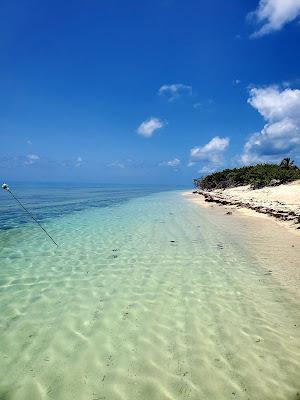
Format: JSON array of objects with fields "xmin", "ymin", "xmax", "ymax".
[
  {"xmin": 183, "ymin": 184, "xmax": 300, "ymax": 299},
  {"xmin": 184, "ymin": 180, "xmax": 300, "ymax": 235}
]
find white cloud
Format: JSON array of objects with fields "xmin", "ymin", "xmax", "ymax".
[
  {"xmin": 160, "ymin": 158, "xmax": 181, "ymax": 167},
  {"xmin": 190, "ymin": 137, "xmax": 230, "ymax": 175},
  {"xmin": 187, "ymin": 161, "xmax": 196, "ymax": 167},
  {"xmin": 25, "ymin": 154, "xmax": 40, "ymax": 165},
  {"xmin": 107, "ymin": 161, "xmax": 125, "ymax": 168},
  {"xmin": 198, "ymin": 165, "xmax": 218, "ymax": 174},
  {"xmin": 190, "ymin": 136, "xmax": 230, "ymax": 163},
  {"xmin": 75, "ymin": 156, "xmax": 83, "ymax": 167},
  {"xmin": 193, "ymin": 99, "xmax": 214, "ymax": 110},
  {"xmin": 242, "ymin": 86, "xmax": 300, "ymax": 163},
  {"xmin": 27, "ymin": 154, "xmax": 40, "ymax": 160},
  {"xmin": 158, "ymin": 83, "xmax": 192, "ymax": 102},
  {"xmin": 247, "ymin": 86, "xmax": 300, "ymax": 121},
  {"xmin": 249, "ymin": 0, "xmax": 300, "ymax": 37},
  {"xmin": 193, "ymin": 102, "xmax": 202, "ymax": 110},
  {"xmin": 137, "ymin": 117, "xmax": 165, "ymax": 138}
]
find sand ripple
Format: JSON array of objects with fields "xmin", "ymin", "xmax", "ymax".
[{"xmin": 0, "ymin": 192, "xmax": 300, "ymax": 399}]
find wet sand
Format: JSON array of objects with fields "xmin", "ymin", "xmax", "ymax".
[{"xmin": 183, "ymin": 190, "xmax": 300, "ymax": 298}]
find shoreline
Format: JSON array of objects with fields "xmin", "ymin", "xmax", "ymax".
[
  {"xmin": 182, "ymin": 188, "xmax": 300, "ymax": 299},
  {"xmin": 183, "ymin": 180, "xmax": 300, "ymax": 237}
]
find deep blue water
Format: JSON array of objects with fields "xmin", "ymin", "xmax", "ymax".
[{"xmin": 0, "ymin": 183, "xmax": 187, "ymax": 230}]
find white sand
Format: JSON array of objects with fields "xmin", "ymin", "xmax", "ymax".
[
  {"xmin": 213, "ymin": 179, "xmax": 300, "ymax": 206},
  {"xmin": 183, "ymin": 180, "xmax": 300, "ymax": 236}
]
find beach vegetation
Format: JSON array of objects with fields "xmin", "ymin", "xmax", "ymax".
[
  {"xmin": 279, "ymin": 157, "xmax": 296, "ymax": 169},
  {"xmin": 194, "ymin": 159, "xmax": 300, "ymax": 190}
]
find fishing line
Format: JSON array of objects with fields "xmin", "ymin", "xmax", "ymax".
[{"xmin": 2, "ymin": 183, "xmax": 58, "ymax": 247}]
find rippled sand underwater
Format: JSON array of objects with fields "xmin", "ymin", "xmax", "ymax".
[{"xmin": 0, "ymin": 190, "xmax": 300, "ymax": 400}]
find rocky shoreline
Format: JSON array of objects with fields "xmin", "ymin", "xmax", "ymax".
[{"xmin": 194, "ymin": 187, "xmax": 300, "ymax": 229}]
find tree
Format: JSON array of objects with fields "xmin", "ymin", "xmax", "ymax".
[{"xmin": 279, "ymin": 158, "xmax": 296, "ymax": 169}]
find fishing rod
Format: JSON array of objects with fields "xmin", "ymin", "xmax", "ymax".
[{"xmin": 2, "ymin": 183, "xmax": 58, "ymax": 247}]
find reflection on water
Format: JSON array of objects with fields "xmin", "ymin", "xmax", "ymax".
[{"xmin": 0, "ymin": 187, "xmax": 299, "ymax": 400}]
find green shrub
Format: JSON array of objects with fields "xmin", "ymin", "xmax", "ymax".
[{"xmin": 194, "ymin": 161, "xmax": 300, "ymax": 190}]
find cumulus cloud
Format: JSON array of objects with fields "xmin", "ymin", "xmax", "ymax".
[
  {"xmin": 190, "ymin": 136, "xmax": 230, "ymax": 175},
  {"xmin": 137, "ymin": 117, "xmax": 165, "ymax": 138},
  {"xmin": 242, "ymin": 86, "xmax": 300, "ymax": 163},
  {"xmin": 159, "ymin": 158, "xmax": 181, "ymax": 167},
  {"xmin": 158, "ymin": 83, "xmax": 192, "ymax": 102},
  {"xmin": 248, "ymin": 86, "xmax": 300, "ymax": 120},
  {"xmin": 190, "ymin": 136, "xmax": 230, "ymax": 163},
  {"xmin": 249, "ymin": 0, "xmax": 300, "ymax": 37}
]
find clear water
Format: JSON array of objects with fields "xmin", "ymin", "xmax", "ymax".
[{"xmin": 0, "ymin": 185, "xmax": 299, "ymax": 400}]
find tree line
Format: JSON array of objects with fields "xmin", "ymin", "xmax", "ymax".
[{"xmin": 194, "ymin": 158, "xmax": 300, "ymax": 190}]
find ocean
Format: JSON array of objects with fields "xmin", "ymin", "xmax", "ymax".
[{"xmin": 0, "ymin": 183, "xmax": 299, "ymax": 399}]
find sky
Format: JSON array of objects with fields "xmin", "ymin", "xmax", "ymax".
[{"xmin": 1, "ymin": 0, "xmax": 300, "ymax": 184}]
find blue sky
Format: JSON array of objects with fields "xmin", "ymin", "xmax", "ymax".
[{"xmin": 1, "ymin": 0, "xmax": 300, "ymax": 184}]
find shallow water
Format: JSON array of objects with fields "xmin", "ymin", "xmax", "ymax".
[{"xmin": 0, "ymin": 186, "xmax": 299, "ymax": 400}]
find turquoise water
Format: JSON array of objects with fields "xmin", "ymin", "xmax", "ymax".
[{"xmin": 0, "ymin": 185, "xmax": 299, "ymax": 400}]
